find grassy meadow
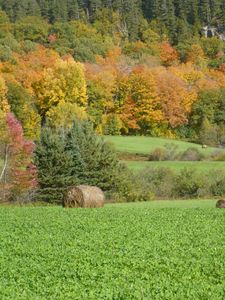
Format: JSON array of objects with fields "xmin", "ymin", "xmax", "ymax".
[
  {"xmin": 106, "ymin": 136, "xmax": 225, "ymax": 173},
  {"xmin": 125, "ymin": 160, "xmax": 225, "ymax": 172},
  {"xmin": 0, "ymin": 200, "xmax": 225, "ymax": 299},
  {"xmin": 106, "ymin": 136, "xmax": 218, "ymax": 155}
]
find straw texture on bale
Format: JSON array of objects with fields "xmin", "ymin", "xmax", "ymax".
[
  {"xmin": 63, "ymin": 185, "xmax": 105, "ymax": 208},
  {"xmin": 216, "ymin": 199, "xmax": 225, "ymax": 208}
]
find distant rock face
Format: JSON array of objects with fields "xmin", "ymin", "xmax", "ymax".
[
  {"xmin": 202, "ymin": 25, "xmax": 225, "ymax": 42},
  {"xmin": 202, "ymin": 26, "xmax": 216, "ymax": 38},
  {"xmin": 219, "ymin": 34, "xmax": 225, "ymax": 42}
]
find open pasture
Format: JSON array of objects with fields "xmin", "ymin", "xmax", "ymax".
[
  {"xmin": 106, "ymin": 136, "xmax": 225, "ymax": 173},
  {"xmin": 0, "ymin": 201, "xmax": 224, "ymax": 299},
  {"xmin": 106, "ymin": 136, "xmax": 218, "ymax": 156},
  {"xmin": 125, "ymin": 160, "xmax": 225, "ymax": 172}
]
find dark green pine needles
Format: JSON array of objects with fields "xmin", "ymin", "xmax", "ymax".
[{"xmin": 34, "ymin": 120, "xmax": 128, "ymax": 203}]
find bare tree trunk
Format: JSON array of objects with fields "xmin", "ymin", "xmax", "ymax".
[
  {"xmin": 0, "ymin": 145, "xmax": 9, "ymax": 202},
  {"xmin": 0, "ymin": 145, "xmax": 9, "ymax": 182}
]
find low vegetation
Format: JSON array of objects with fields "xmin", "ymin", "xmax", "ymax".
[
  {"xmin": 126, "ymin": 161, "xmax": 225, "ymax": 173},
  {"xmin": 0, "ymin": 202, "xmax": 224, "ymax": 299},
  {"xmin": 108, "ymin": 135, "xmax": 225, "ymax": 172}
]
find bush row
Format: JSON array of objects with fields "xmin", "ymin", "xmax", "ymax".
[
  {"xmin": 125, "ymin": 167, "xmax": 225, "ymax": 201},
  {"xmin": 148, "ymin": 144, "xmax": 225, "ymax": 161}
]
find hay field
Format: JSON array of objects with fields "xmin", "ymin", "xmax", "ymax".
[{"xmin": 0, "ymin": 201, "xmax": 225, "ymax": 299}]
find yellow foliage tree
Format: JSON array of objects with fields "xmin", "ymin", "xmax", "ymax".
[
  {"xmin": 21, "ymin": 106, "xmax": 41, "ymax": 140},
  {"xmin": 47, "ymin": 102, "xmax": 87, "ymax": 129},
  {"xmin": 186, "ymin": 44, "xmax": 206, "ymax": 65},
  {"xmin": 170, "ymin": 63, "xmax": 204, "ymax": 87},
  {"xmin": 0, "ymin": 109, "xmax": 8, "ymax": 143},
  {"xmin": 33, "ymin": 57, "xmax": 88, "ymax": 117},
  {"xmin": 0, "ymin": 76, "xmax": 10, "ymax": 112},
  {"xmin": 128, "ymin": 67, "xmax": 163, "ymax": 133}
]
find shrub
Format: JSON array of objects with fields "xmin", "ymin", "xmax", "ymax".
[
  {"xmin": 136, "ymin": 167, "xmax": 175, "ymax": 198},
  {"xmin": 164, "ymin": 143, "xmax": 179, "ymax": 160},
  {"xmin": 208, "ymin": 170, "xmax": 225, "ymax": 197},
  {"xmin": 149, "ymin": 148, "xmax": 166, "ymax": 161},
  {"xmin": 149, "ymin": 144, "xmax": 179, "ymax": 161},
  {"xmin": 173, "ymin": 168, "xmax": 205, "ymax": 198},
  {"xmin": 180, "ymin": 147, "xmax": 204, "ymax": 161},
  {"xmin": 133, "ymin": 166, "xmax": 225, "ymax": 200},
  {"xmin": 210, "ymin": 150, "xmax": 225, "ymax": 161}
]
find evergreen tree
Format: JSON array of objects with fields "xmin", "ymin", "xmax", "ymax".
[
  {"xmin": 67, "ymin": 0, "xmax": 80, "ymax": 20},
  {"xmin": 0, "ymin": 0, "xmax": 224, "ymax": 49},
  {"xmin": 26, "ymin": 0, "xmax": 41, "ymax": 17},
  {"xmin": 67, "ymin": 119, "xmax": 124, "ymax": 191},
  {"xmin": 34, "ymin": 127, "xmax": 74, "ymax": 203},
  {"xmin": 37, "ymin": 0, "xmax": 50, "ymax": 20},
  {"xmin": 35, "ymin": 120, "xmax": 129, "ymax": 203},
  {"xmin": 48, "ymin": 0, "xmax": 68, "ymax": 23},
  {"xmin": 200, "ymin": 0, "xmax": 211, "ymax": 23}
]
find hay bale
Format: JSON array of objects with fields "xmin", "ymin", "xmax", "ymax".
[
  {"xmin": 63, "ymin": 185, "xmax": 105, "ymax": 208},
  {"xmin": 216, "ymin": 199, "xmax": 225, "ymax": 208}
]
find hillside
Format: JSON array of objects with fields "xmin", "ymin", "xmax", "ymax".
[
  {"xmin": 1, "ymin": 0, "xmax": 225, "ymax": 202},
  {"xmin": 106, "ymin": 136, "xmax": 218, "ymax": 155},
  {"xmin": 0, "ymin": 2, "xmax": 225, "ymax": 143},
  {"xmin": 0, "ymin": 1, "xmax": 224, "ymax": 43},
  {"xmin": 106, "ymin": 136, "xmax": 225, "ymax": 173}
]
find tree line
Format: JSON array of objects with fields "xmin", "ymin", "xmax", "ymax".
[
  {"xmin": 0, "ymin": 0, "xmax": 224, "ymax": 42},
  {"xmin": 0, "ymin": 4, "xmax": 225, "ymax": 202}
]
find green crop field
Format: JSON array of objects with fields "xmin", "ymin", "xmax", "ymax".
[
  {"xmin": 0, "ymin": 201, "xmax": 225, "ymax": 299},
  {"xmin": 125, "ymin": 161, "xmax": 225, "ymax": 172},
  {"xmin": 106, "ymin": 136, "xmax": 218, "ymax": 155}
]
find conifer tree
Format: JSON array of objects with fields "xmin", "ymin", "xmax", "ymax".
[
  {"xmin": 34, "ymin": 126, "xmax": 74, "ymax": 203},
  {"xmin": 67, "ymin": 0, "xmax": 80, "ymax": 20},
  {"xmin": 35, "ymin": 119, "xmax": 129, "ymax": 203}
]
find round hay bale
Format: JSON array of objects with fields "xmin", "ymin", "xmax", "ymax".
[
  {"xmin": 216, "ymin": 199, "xmax": 225, "ymax": 208},
  {"xmin": 63, "ymin": 185, "xmax": 105, "ymax": 208}
]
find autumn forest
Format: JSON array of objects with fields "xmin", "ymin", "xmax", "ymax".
[{"xmin": 0, "ymin": 0, "xmax": 225, "ymax": 201}]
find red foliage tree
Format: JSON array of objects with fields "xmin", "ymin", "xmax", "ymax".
[{"xmin": 5, "ymin": 113, "xmax": 37, "ymax": 200}]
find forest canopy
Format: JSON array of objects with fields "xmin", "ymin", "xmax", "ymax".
[{"xmin": 0, "ymin": 1, "xmax": 224, "ymax": 142}]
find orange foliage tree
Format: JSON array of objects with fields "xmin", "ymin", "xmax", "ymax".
[
  {"xmin": 159, "ymin": 42, "xmax": 179, "ymax": 66},
  {"xmin": 155, "ymin": 70, "xmax": 197, "ymax": 128}
]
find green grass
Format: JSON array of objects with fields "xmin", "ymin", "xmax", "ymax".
[
  {"xmin": 125, "ymin": 160, "xmax": 225, "ymax": 172},
  {"xmin": 0, "ymin": 202, "xmax": 225, "ymax": 299},
  {"xmin": 105, "ymin": 136, "xmax": 225, "ymax": 173},
  {"xmin": 109, "ymin": 199, "xmax": 217, "ymax": 208},
  {"xmin": 106, "ymin": 136, "xmax": 218, "ymax": 155}
]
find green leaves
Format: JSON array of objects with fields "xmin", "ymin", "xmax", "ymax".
[{"xmin": 0, "ymin": 205, "xmax": 225, "ymax": 299}]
